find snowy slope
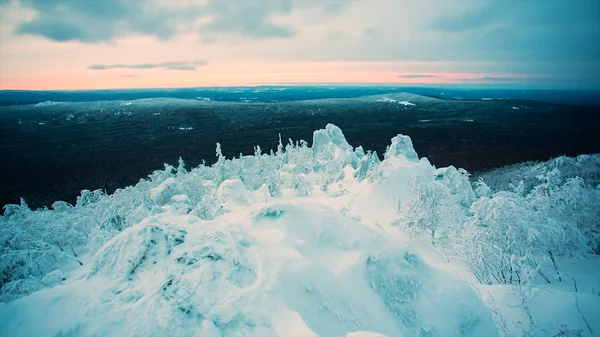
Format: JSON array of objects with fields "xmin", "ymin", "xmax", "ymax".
[
  {"xmin": 0, "ymin": 203, "xmax": 498, "ymax": 337},
  {"xmin": 1, "ymin": 124, "xmax": 599, "ymax": 337}
]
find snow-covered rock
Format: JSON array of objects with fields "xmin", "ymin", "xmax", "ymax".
[
  {"xmin": 41, "ymin": 270, "xmax": 66, "ymax": 287},
  {"xmin": 217, "ymin": 179, "xmax": 256, "ymax": 208},
  {"xmin": 312, "ymin": 123, "xmax": 359, "ymax": 169},
  {"xmin": 384, "ymin": 134, "xmax": 419, "ymax": 162}
]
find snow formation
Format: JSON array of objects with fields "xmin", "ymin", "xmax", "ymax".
[{"xmin": 1, "ymin": 124, "xmax": 599, "ymax": 337}]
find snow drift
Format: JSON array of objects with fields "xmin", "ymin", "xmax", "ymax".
[{"xmin": 1, "ymin": 124, "xmax": 599, "ymax": 337}]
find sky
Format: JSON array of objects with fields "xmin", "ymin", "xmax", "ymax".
[{"xmin": 0, "ymin": 0, "xmax": 598, "ymax": 90}]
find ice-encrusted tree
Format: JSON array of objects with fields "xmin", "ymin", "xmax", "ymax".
[
  {"xmin": 460, "ymin": 192, "xmax": 541, "ymax": 284},
  {"xmin": 398, "ymin": 173, "xmax": 469, "ymax": 247}
]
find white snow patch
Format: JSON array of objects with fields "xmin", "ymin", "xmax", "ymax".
[
  {"xmin": 375, "ymin": 97, "xmax": 416, "ymax": 106},
  {"xmin": 346, "ymin": 332, "xmax": 389, "ymax": 337},
  {"xmin": 34, "ymin": 101, "xmax": 57, "ymax": 107}
]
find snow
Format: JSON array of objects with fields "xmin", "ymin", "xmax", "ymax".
[
  {"xmin": 346, "ymin": 333, "xmax": 388, "ymax": 337},
  {"xmin": 1, "ymin": 123, "xmax": 598, "ymax": 337},
  {"xmin": 216, "ymin": 179, "xmax": 256, "ymax": 207},
  {"xmin": 0, "ymin": 203, "xmax": 498, "ymax": 337},
  {"xmin": 475, "ymin": 284, "xmax": 600, "ymax": 336},
  {"xmin": 384, "ymin": 134, "xmax": 419, "ymax": 162},
  {"xmin": 375, "ymin": 97, "xmax": 416, "ymax": 106},
  {"xmin": 34, "ymin": 101, "xmax": 58, "ymax": 107},
  {"xmin": 150, "ymin": 177, "xmax": 178, "ymax": 205}
]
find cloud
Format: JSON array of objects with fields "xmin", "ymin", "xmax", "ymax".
[
  {"xmin": 397, "ymin": 74, "xmax": 438, "ymax": 79},
  {"xmin": 89, "ymin": 61, "xmax": 207, "ymax": 71},
  {"xmin": 362, "ymin": 25, "xmax": 381, "ymax": 36},
  {"xmin": 199, "ymin": 0, "xmax": 295, "ymax": 39},
  {"xmin": 325, "ymin": 30, "xmax": 343, "ymax": 42},
  {"xmin": 120, "ymin": 74, "xmax": 138, "ymax": 78},
  {"xmin": 11, "ymin": 0, "xmax": 194, "ymax": 42},
  {"xmin": 458, "ymin": 76, "xmax": 519, "ymax": 82},
  {"xmin": 201, "ymin": 36, "xmax": 218, "ymax": 45},
  {"xmin": 164, "ymin": 64, "xmax": 196, "ymax": 71},
  {"xmin": 5, "ymin": 0, "xmax": 351, "ymax": 42},
  {"xmin": 480, "ymin": 76, "xmax": 517, "ymax": 81},
  {"xmin": 192, "ymin": 60, "xmax": 208, "ymax": 66},
  {"xmin": 426, "ymin": 1, "xmax": 600, "ymax": 63},
  {"xmin": 199, "ymin": 0, "xmax": 353, "ymax": 39},
  {"xmin": 428, "ymin": 3, "xmax": 499, "ymax": 32}
]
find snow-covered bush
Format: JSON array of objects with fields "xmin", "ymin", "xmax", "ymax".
[
  {"xmin": 456, "ymin": 177, "xmax": 594, "ymax": 285},
  {"xmin": 398, "ymin": 175, "xmax": 466, "ymax": 246},
  {"xmin": 474, "ymin": 154, "xmax": 600, "ymax": 194}
]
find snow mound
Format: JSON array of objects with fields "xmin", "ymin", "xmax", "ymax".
[
  {"xmin": 384, "ymin": 134, "xmax": 419, "ymax": 162},
  {"xmin": 150, "ymin": 177, "xmax": 178, "ymax": 205},
  {"xmin": 312, "ymin": 123, "xmax": 359, "ymax": 169},
  {"xmin": 217, "ymin": 179, "xmax": 257, "ymax": 208},
  {"xmin": 0, "ymin": 203, "xmax": 497, "ymax": 337}
]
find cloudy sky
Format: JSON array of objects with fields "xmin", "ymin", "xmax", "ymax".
[{"xmin": 0, "ymin": 0, "xmax": 598, "ymax": 90}]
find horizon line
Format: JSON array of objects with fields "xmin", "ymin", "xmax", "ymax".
[{"xmin": 2, "ymin": 83, "xmax": 600, "ymax": 92}]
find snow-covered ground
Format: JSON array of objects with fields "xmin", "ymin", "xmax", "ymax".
[
  {"xmin": 374, "ymin": 97, "xmax": 417, "ymax": 106},
  {"xmin": 1, "ymin": 124, "xmax": 598, "ymax": 337}
]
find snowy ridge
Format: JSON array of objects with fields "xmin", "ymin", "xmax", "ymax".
[{"xmin": 1, "ymin": 124, "xmax": 599, "ymax": 337}]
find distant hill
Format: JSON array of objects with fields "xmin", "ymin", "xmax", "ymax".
[{"xmin": 1, "ymin": 86, "xmax": 599, "ymax": 107}]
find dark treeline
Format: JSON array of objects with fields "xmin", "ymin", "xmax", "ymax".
[{"xmin": 1, "ymin": 94, "xmax": 599, "ymax": 208}]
